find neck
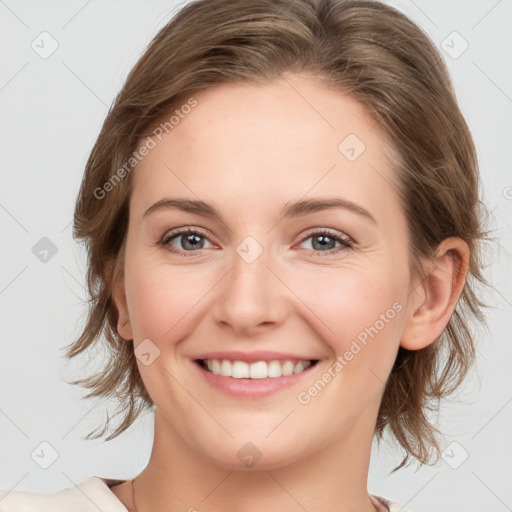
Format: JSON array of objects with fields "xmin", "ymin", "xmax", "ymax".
[{"xmin": 130, "ymin": 408, "xmax": 379, "ymax": 512}]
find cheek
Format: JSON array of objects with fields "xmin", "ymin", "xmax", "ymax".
[
  {"xmin": 294, "ymin": 272, "xmax": 407, "ymax": 423},
  {"xmin": 124, "ymin": 255, "xmax": 217, "ymax": 343},
  {"xmin": 297, "ymin": 265, "xmax": 407, "ymax": 369}
]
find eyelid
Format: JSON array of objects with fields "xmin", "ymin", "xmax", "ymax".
[
  {"xmin": 299, "ymin": 226, "xmax": 352, "ymax": 242},
  {"xmin": 162, "ymin": 225, "xmax": 212, "ymax": 241}
]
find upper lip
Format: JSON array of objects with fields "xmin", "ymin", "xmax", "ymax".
[{"xmin": 193, "ymin": 350, "xmax": 319, "ymax": 363}]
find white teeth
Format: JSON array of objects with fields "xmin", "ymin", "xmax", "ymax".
[
  {"xmin": 249, "ymin": 361, "xmax": 268, "ymax": 379},
  {"xmin": 202, "ymin": 359, "xmax": 313, "ymax": 378},
  {"xmin": 267, "ymin": 360, "xmax": 282, "ymax": 378},
  {"xmin": 211, "ymin": 359, "xmax": 221, "ymax": 375},
  {"xmin": 281, "ymin": 361, "xmax": 295, "ymax": 376},
  {"xmin": 231, "ymin": 361, "xmax": 249, "ymax": 378},
  {"xmin": 220, "ymin": 359, "xmax": 232, "ymax": 377},
  {"xmin": 293, "ymin": 361, "xmax": 306, "ymax": 374}
]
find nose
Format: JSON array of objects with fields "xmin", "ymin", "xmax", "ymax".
[{"xmin": 211, "ymin": 241, "xmax": 289, "ymax": 337}]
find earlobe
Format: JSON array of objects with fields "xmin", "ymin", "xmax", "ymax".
[
  {"xmin": 113, "ymin": 278, "xmax": 133, "ymax": 341},
  {"xmin": 106, "ymin": 259, "xmax": 133, "ymax": 341},
  {"xmin": 400, "ymin": 237, "xmax": 469, "ymax": 350}
]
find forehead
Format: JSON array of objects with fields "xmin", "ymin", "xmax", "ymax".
[{"xmin": 131, "ymin": 75, "xmax": 401, "ymax": 221}]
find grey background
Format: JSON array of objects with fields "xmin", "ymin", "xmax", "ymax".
[{"xmin": 1, "ymin": 1, "xmax": 511, "ymax": 511}]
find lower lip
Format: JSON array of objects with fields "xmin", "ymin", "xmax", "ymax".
[{"xmin": 193, "ymin": 360, "xmax": 318, "ymax": 399}]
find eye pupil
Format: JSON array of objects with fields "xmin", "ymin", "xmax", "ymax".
[
  {"xmin": 312, "ymin": 234, "xmax": 336, "ymax": 251},
  {"xmin": 182, "ymin": 233, "xmax": 204, "ymax": 250}
]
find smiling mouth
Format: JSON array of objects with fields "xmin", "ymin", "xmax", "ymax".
[{"xmin": 195, "ymin": 359, "xmax": 319, "ymax": 379}]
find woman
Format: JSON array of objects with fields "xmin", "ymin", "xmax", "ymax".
[{"xmin": 0, "ymin": 0, "xmax": 488, "ymax": 510}]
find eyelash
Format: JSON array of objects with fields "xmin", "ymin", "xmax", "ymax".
[{"xmin": 160, "ymin": 227, "xmax": 353, "ymax": 257}]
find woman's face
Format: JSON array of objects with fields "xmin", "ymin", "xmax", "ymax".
[{"xmin": 115, "ymin": 74, "xmax": 417, "ymax": 469}]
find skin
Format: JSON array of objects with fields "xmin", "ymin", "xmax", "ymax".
[{"xmin": 110, "ymin": 73, "xmax": 469, "ymax": 512}]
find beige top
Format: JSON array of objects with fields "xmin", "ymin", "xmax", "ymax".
[{"xmin": 0, "ymin": 476, "xmax": 409, "ymax": 511}]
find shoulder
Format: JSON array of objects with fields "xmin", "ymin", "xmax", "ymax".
[
  {"xmin": 0, "ymin": 476, "xmax": 129, "ymax": 512},
  {"xmin": 371, "ymin": 493, "xmax": 411, "ymax": 512}
]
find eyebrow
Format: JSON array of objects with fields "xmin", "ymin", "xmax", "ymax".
[{"xmin": 143, "ymin": 197, "xmax": 377, "ymax": 224}]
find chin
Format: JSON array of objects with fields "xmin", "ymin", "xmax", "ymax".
[{"xmin": 197, "ymin": 435, "xmax": 308, "ymax": 471}]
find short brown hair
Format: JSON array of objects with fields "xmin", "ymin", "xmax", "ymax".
[{"xmin": 63, "ymin": 0, "xmax": 489, "ymax": 470}]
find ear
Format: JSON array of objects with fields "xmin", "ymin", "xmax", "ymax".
[
  {"xmin": 400, "ymin": 237, "xmax": 469, "ymax": 350},
  {"xmin": 106, "ymin": 258, "xmax": 133, "ymax": 341}
]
